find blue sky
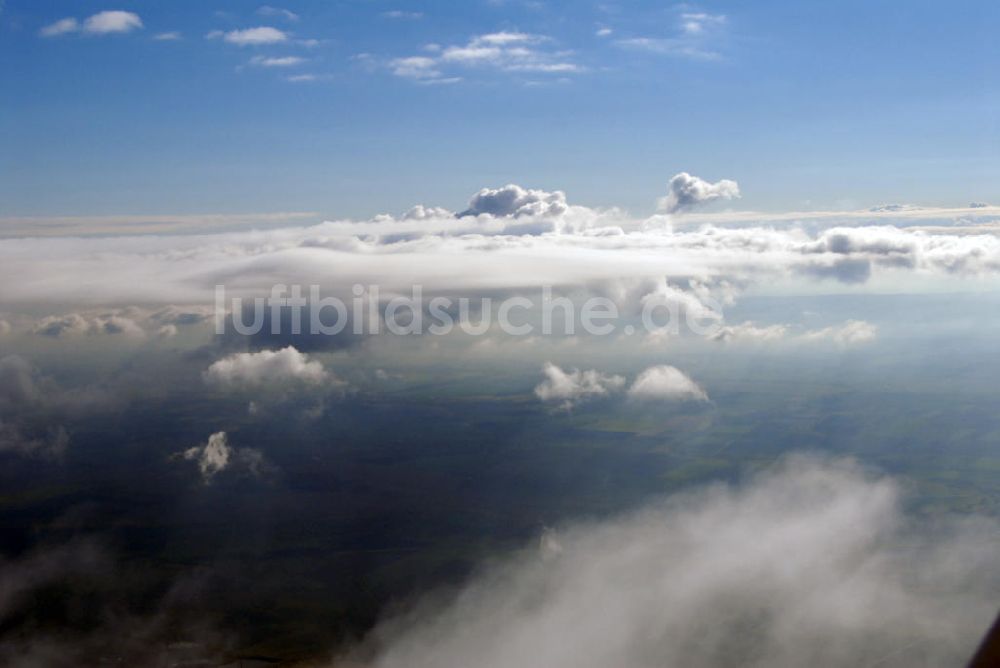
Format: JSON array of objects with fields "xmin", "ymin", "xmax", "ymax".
[{"xmin": 2, "ymin": 0, "xmax": 998, "ymax": 219}]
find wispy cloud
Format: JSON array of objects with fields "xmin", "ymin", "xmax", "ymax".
[
  {"xmin": 381, "ymin": 10, "xmax": 424, "ymax": 20},
  {"xmin": 616, "ymin": 10, "xmax": 727, "ymax": 60},
  {"xmin": 208, "ymin": 26, "xmax": 288, "ymax": 46},
  {"xmin": 40, "ymin": 10, "xmax": 143, "ymax": 38},
  {"xmin": 250, "ymin": 55, "xmax": 306, "ymax": 67},
  {"xmin": 152, "ymin": 31, "xmax": 181, "ymax": 41},
  {"xmin": 39, "ymin": 17, "xmax": 78, "ymax": 37},
  {"xmin": 389, "ymin": 31, "xmax": 582, "ymax": 83},
  {"xmin": 256, "ymin": 5, "xmax": 299, "ymax": 22}
]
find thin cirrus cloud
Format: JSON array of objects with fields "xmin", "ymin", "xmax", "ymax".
[
  {"xmin": 250, "ymin": 55, "xmax": 306, "ymax": 67},
  {"xmin": 256, "ymin": 5, "xmax": 300, "ymax": 22},
  {"xmin": 153, "ymin": 31, "xmax": 182, "ymax": 41},
  {"xmin": 381, "ymin": 10, "xmax": 424, "ymax": 20},
  {"xmin": 40, "ymin": 10, "xmax": 143, "ymax": 37},
  {"xmin": 616, "ymin": 10, "xmax": 727, "ymax": 60},
  {"xmin": 207, "ymin": 26, "xmax": 288, "ymax": 46},
  {"xmin": 388, "ymin": 31, "xmax": 582, "ymax": 83}
]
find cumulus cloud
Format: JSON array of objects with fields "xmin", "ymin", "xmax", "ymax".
[
  {"xmin": 33, "ymin": 313, "xmax": 91, "ymax": 337},
  {"xmin": 94, "ymin": 314, "xmax": 145, "ymax": 337},
  {"xmin": 660, "ymin": 172, "xmax": 740, "ymax": 213},
  {"xmin": 82, "ymin": 10, "xmax": 142, "ymax": 34},
  {"xmin": 627, "ymin": 364, "xmax": 708, "ymax": 401},
  {"xmin": 459, "ymin": 184, "xmax": 569, "ymax": 218},
  {"xmin": 176, "ymin": 431, "xmax": 267, "ymax": 484},
  {"xmin": 353, "ymin": 455, "xmax": 1000, "ymax": 668},
  {"xmin": 204, "ymin": 346, "xmax": 334, "ymax": 391},
  {"xmin": 401, "ymin": 205, "xmax": 455, "ymax": 220},
  {"xmin": 182, "ymin": 431, "xmax": 231, "ymax": 482},
  {"xmin": 534, "ymin": 362, "xmax": 625, "ymax": 409},
  {"xmin": 32, "ymin": 312, "xmax": 144, "ymax": 338}
]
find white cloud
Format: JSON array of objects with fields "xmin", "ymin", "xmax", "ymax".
[
  {"xmin": 250, "ymin": 55, "xmax": 306, "ymax": 67},
  {"xmin": 355, "ymin": 455, "xmax": 1000, "ymax": 668},
  {"xmin": 402, "ymin": 205, "xmax": 455, "ymax": 220},
  {"xmin": 381, "ymin": 10, "xmax": 424, "ymax": 20},
  {"xmin": 33, "ymin": 313, "xmax": 91, "ymax": 337},
  {"xmin": 256, "ymin": 5, "xmax": 299, "ymax": 22},
  {"xmin": 39, "ymin": 18, "xmax": 78, "ymax": 37},
  {"xmin": 153, "ymin": 31, "xmax": 182, "ymax": 41},
  {"xmin": 31, "ymin": 312, "xmax": 146, "ymax": 338},
  {"xmin": 0, "ymin": 355, "xmax": 115, "ymax": 459},
  {"xmin": 390, "ymin": 56, "xmax": 443, "ymax": 80},
  {"xmin": 287, "ymin": 74, "xmax": 319, "ymax": 82},
  {"xmin": 870, "ymin": 203, "xmax": 920, "ymax": 213},
  {"xmin": 214, "ymin": 26, "xmax": 288, "ymax": 46},
  {"xmin": 627, "ymin": 364, "xmax": 708, "ymax": 401},
  {"xmin": 660, "ymin": 172, "xmax": 740, "ymax": 213},
  {"xmin": 460, "ymin": 184, "xmax": 569, "ymax": 218},
  {"xmin": 182, "ymin": 431, "xmax": 231, "ymax": 482},
  {"xmin": 680, "ymin": 12, "xmax": 726, "ymax": 35},
  {"xmin": 1, "ymin": 184, "xmax": 999, "ymax": 317},
  {"xmin": 388, "ymin": 31, "xmax": 581, "ymax": 83},
  {"xmin": 801, "ymin": 320, "xmax": 877, "ymax": 346},
  {"xmin": 156, "ymin": 324, "xmax": 178, "ymax": 339},
  {"xmin": 82, "ymin": 11, "xmax": 143, "ymax": 35},
  {"xmin": 712, "ymin": 320, "xmax": 877, "ymax": 347},
  {"xmin": 177, "ymin": 431, "xmax": 267, "ymax": 484},
  {"xmin": 93, "ymin": 314, "xmax": 145, "ymax": 338},
  {"xmin": 710, "ymin": 321, "xmax": 788, "ymax": 343},
  {"xmin": 204, "ymin": 346, "xmax": 332, "ymax": 391},
  {"xmin": 617, "ymin": 10, "xmax": 727, "ymax": 60},
  {"xmin": 534, "ymin": 362, "xmax": 625, "ymax": 409}
]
